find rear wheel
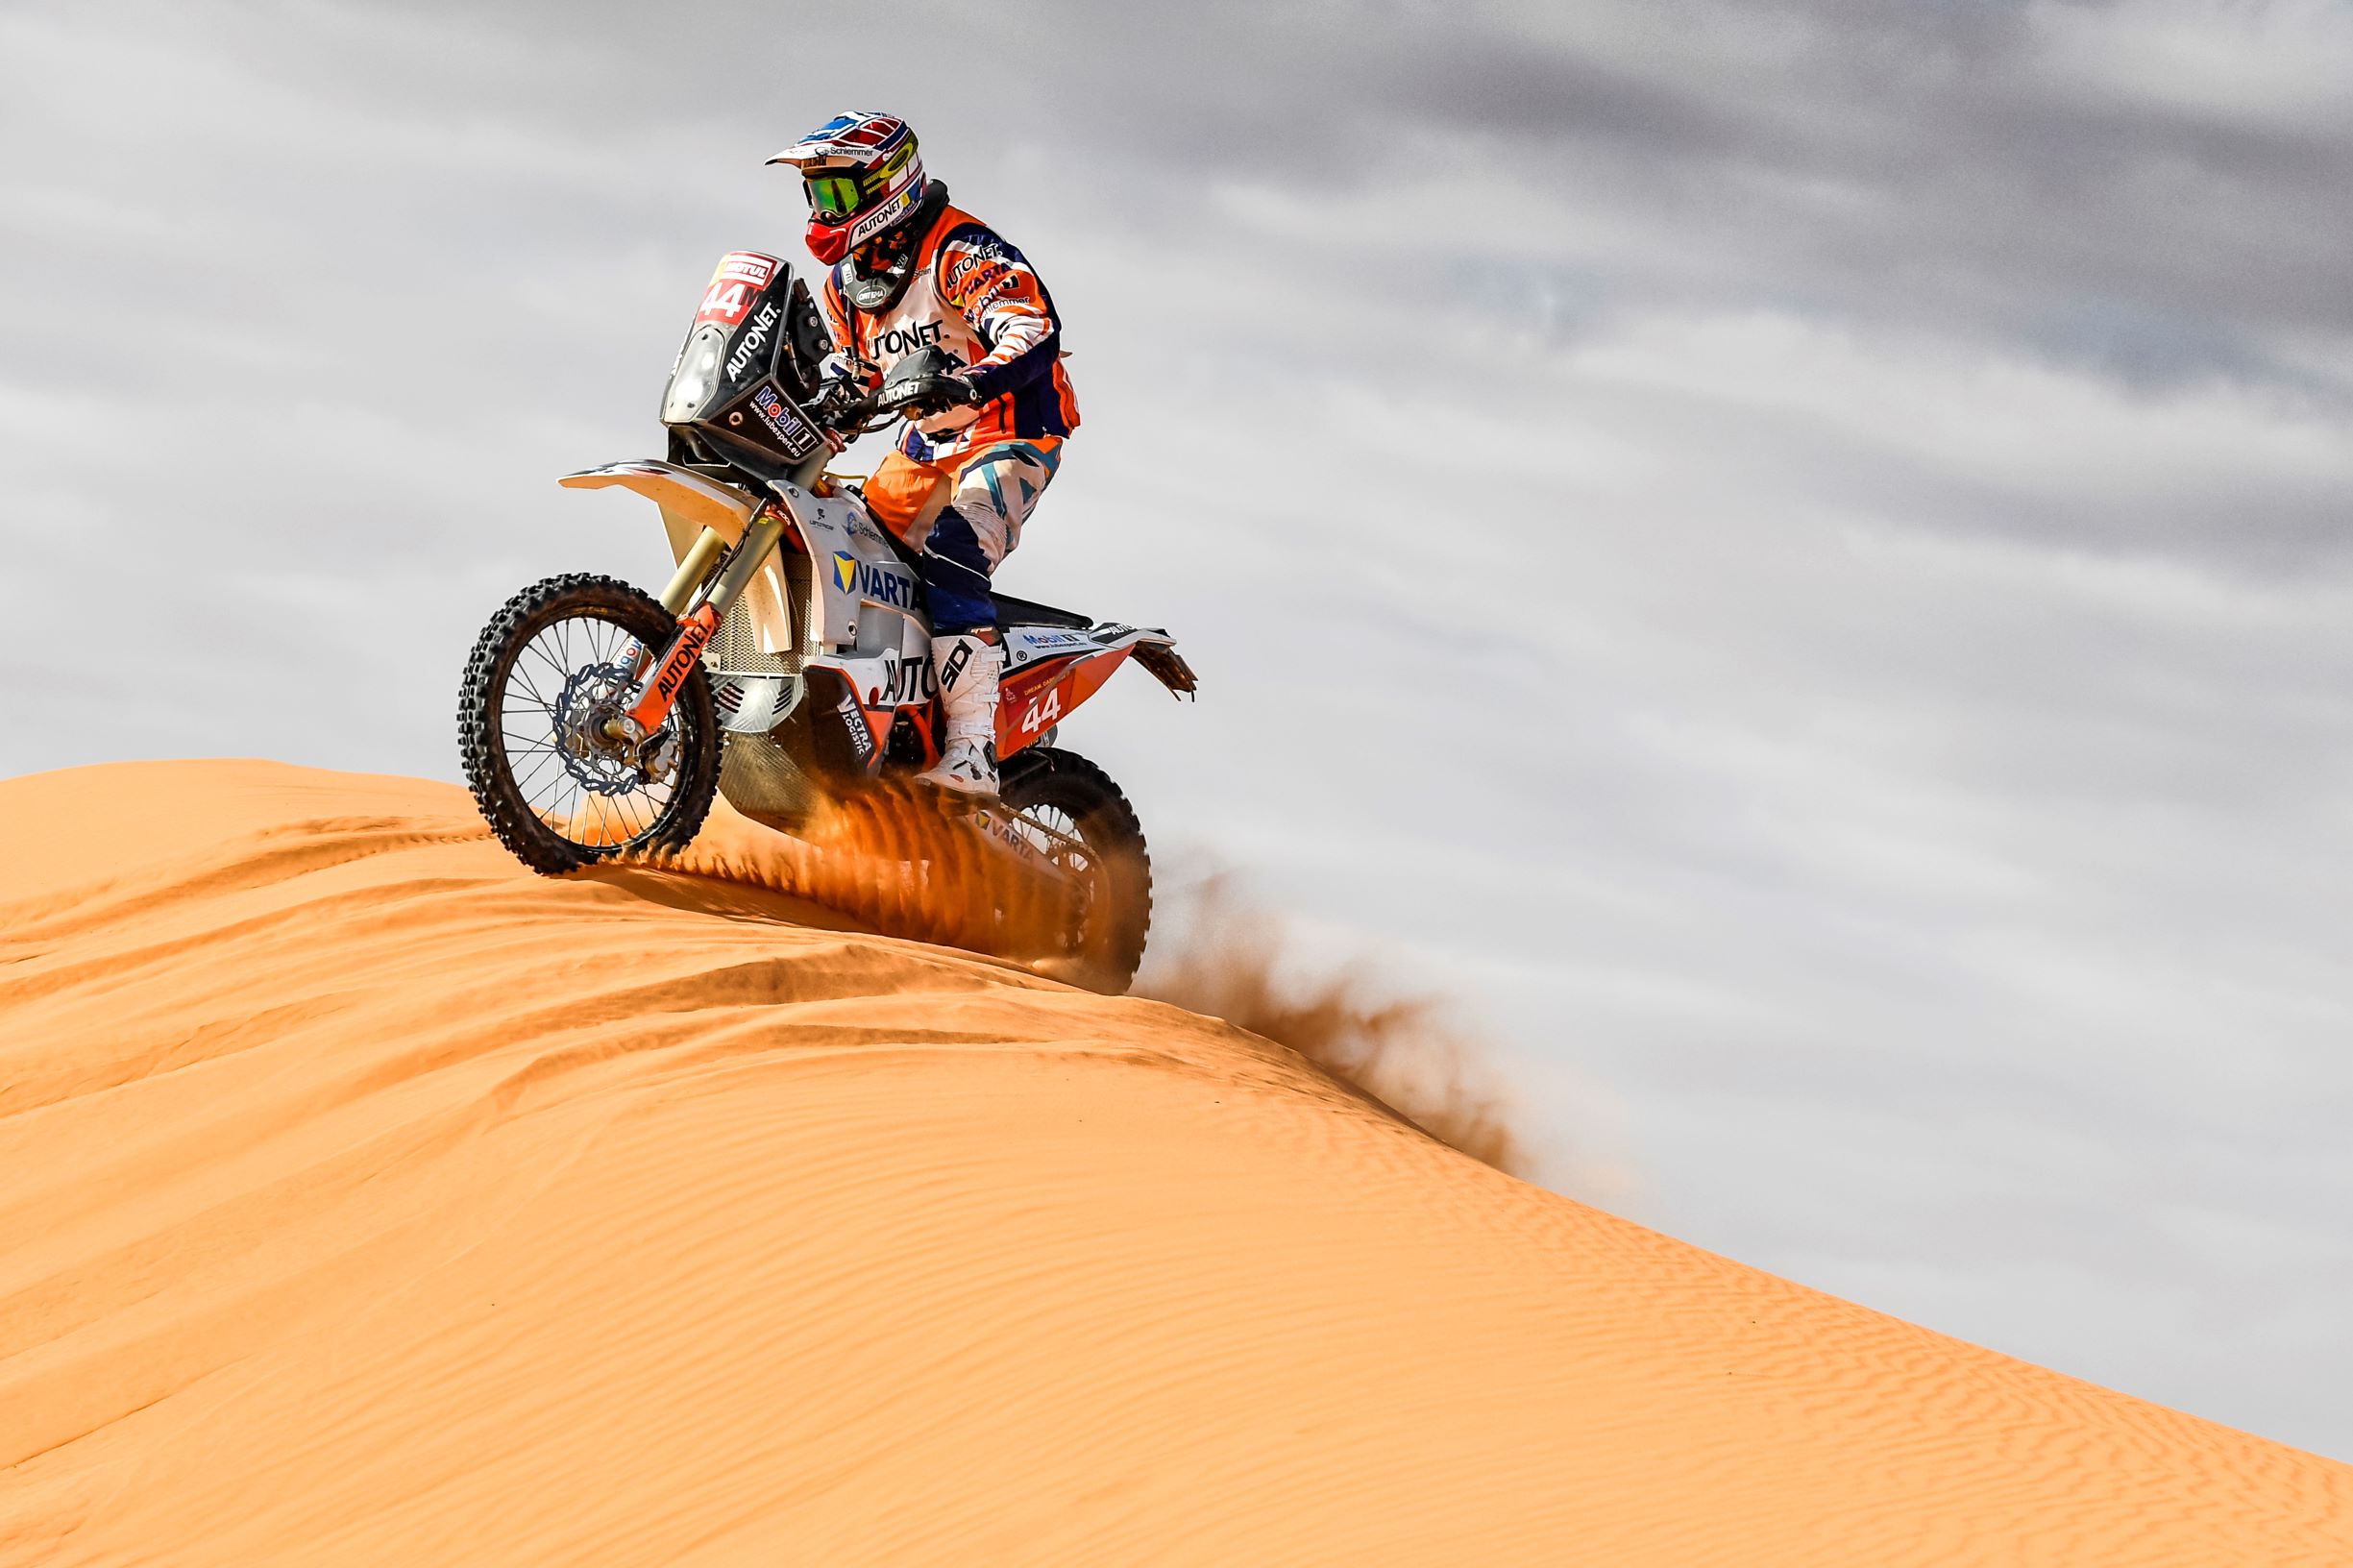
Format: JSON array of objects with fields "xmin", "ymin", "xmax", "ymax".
[
  {"xmin": 457, "ymin": 573, "xmax": 720, "ymax": 873},
  {"xmin": 997, "ymin": 747, "xmax": 1152, "ymax": 992}
]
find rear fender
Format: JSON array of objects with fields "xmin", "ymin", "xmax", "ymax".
[{"xmin": 997, "ymin": 624, "xmax": 1192, "ymax": 756}]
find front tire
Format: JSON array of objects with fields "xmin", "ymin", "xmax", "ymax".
[
  {"xmin": 457, "ymin": 573, "xmax": 720, "ymax": 874},
  {"xmin": 997, "ymin": 746, "xmax": 1153, "ymax": 992}
]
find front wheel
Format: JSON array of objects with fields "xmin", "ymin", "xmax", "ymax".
[
  {"xmin": 457, "ymin": 573, "xmax": 720, "ymax": 873},
  {"xmin": 998, "ymin": 747, "xmax": 1153, "ymax": 992}
]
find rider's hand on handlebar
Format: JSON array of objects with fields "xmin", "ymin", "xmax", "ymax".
[
  {"xmin": 891, "ymin": 370, "xmax": 978, "ymax": 419},
  {"xmin": 809, "ymin": 375, "xmax": 870, "ymax": 424}
]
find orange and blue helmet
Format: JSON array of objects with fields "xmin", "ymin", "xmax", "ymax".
[{"xmin": 768, "ymin": 111, "xmax": 927, "ymax": 266}]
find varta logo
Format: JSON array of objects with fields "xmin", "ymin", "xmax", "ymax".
[{"xmin": 831, "ymin": 551, "xmax": 914, "ymax": 608}]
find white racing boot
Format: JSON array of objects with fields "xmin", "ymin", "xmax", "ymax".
[{"xmin": 917, "ymin": 631, "xmax": 1000, "ymax": 796}]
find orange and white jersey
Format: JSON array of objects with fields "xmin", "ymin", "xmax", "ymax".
[{"xmin": 818, "ymin": 200, "xmax": 1080, "ymax": 463}]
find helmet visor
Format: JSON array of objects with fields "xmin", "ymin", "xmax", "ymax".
[{"xmin": 805, "ymin": 172, "xmax": 869, "ymax": 223}]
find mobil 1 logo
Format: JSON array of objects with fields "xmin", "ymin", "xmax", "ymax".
[{"xmin": 747, "ymin": 384, "xmax": 819, "ymax": 458}]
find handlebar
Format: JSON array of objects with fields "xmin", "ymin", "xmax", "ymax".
[
  {"xmin": 809, "ymin": 374, "xmax": 949, "ymax": 442},
  {"xmin": 810, "ymin": 344, "xmax": 966, "ymax": 441}
]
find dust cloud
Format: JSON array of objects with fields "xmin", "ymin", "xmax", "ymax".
[
  {"xmin": 652, "ymin": 809, "xmax": 1533, "ymax": 1177},
  {"xmin": 1138, "ymin": 875, "xmax": 1530, "ymax": 1177}
]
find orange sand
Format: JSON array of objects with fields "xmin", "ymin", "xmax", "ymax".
[{"xmin": 1, "ymin": 761, "xmax": 2346, "ymax": 1565}]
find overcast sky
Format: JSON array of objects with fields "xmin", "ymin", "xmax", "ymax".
[{"xmin": 4, "ymin": 0, "xmax": 2350, "ymax": 1458}]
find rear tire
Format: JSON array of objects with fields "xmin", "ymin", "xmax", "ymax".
[
  {"xmin": 457, "ymin": 573, "xmax": 720, "ymax": 874},
  {"xmin": 997, "ymin": 746, "xmax": 1152, "ymax": 993}
]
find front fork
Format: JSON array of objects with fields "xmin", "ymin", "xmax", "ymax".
[{"xmin": 604, "ymin": 502, "xmax": 789, "ymax": 743}]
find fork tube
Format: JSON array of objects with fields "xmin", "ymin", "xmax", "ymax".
[
  {"xmin": 619, "ymin": 506, "xmax": 789, "ymax": 734},
  {"xmin": 659, "ymin": 527, "xmax": 729, "ymax": 615},
  {"xmin": 699, "ymin": 508, "xmax": 786, "ymax": 624}
]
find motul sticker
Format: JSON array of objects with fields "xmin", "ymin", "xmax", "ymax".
[{"xmin": 697, "ymin": 252, "xmax": 778, "ymax": 325}]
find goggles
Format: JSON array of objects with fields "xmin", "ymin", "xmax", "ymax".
[{"xmin": 804, "ymin": 172, "xmax": 871, "ymax": 223}]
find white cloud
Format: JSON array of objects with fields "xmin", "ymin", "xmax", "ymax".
[{"xmin": 2036, "ymin": 0, "xmax": 2353, "ymax": 131}]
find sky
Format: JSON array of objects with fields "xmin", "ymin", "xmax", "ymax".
[{"xmin": 3, "ymin": 0, "xmax": 2350, "ymax": 1457}]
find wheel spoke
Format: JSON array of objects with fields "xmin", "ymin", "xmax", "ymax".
[
  {"xmin": 511, "ymin": 746, "xmax": 566, "ymax": 797},
  {"xmin": 508, "ymin": 659, "xmax": 553, "ymax": 710},
  {"xmin": 465, "ymin": 589, "xmax": 714, "ymax": 865},
  {"xmin": 522, "ymin": 640, "xmax": 573, "ymax": 695},
  {"xmin": 547, "ymin": 776, "xmax": 584, "ymax": 824}
]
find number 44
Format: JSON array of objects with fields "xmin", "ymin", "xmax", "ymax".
[{"xmin": 1018, "ymin": 689, "xmax": 1062, "ymax": 733}]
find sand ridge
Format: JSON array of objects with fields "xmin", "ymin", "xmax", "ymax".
[{"xmin": 0, "ymin": 761, "xmax": 2345, "ymax": 1564}]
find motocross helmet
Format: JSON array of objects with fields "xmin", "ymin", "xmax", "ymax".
[
  {"xmin": 768, "ymin": 110, "xmax": 928, "ymax": 267},
  {"xmin": 839, "ymin": 180, "xmax": 949, "ymax": 312}
]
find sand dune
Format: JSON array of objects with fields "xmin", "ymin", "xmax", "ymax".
[{"xmin": 0, "ymin": 761, "xmax": 2345, "ymax": 1565}]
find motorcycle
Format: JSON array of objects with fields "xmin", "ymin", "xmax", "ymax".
[{"xmin": 456, "ymin": 250, "xmax": 1194, "ymax": 992}]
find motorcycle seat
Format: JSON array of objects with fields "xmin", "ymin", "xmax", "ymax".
[{"xmin": 993, "ymin": 592, "xmax": 1093, "ymax": 632}]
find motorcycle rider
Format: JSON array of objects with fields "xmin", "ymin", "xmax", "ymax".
[{"xmin": 769, "ymin": 110, "xmax": 1079, "ymax": 796}]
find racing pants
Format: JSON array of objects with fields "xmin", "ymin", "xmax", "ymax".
[{"xmin": 858, "ymin": 437, "xmax": 1064, "ymax": 634}]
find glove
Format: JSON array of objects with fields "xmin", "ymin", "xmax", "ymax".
[
  {"xmin": 809, "ymin": 374, "xmax": 865, "ymax": 414},
  {"xmin": 895, "ymin": 370, "xmax": 978, "ymax": 419}
]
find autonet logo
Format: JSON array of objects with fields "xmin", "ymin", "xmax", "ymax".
[
  {"xmin": 725, "ymin": 300, "xmax": 780, "ymax": 380},
  {"xmin": 874, "ymin": 320, "xmax": 944, "ymax": 357}
]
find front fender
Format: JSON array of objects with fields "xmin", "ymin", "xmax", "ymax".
[{"xmin": 558, "ymin": 460, "xmax": 760, "ymax": 541}]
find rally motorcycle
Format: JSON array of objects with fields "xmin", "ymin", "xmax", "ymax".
[{"xmin": 456, "ymin": 250, "xmax": 1194, "ymax": 991}]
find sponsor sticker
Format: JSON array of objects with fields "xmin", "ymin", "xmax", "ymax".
[
  {"xmin": 845, "ymin": 187, "xmax": 919, "ymax": 251},
  {"xmin": 748, "ymin": 385, "xmax": 818, "ymax": 456},
  {"xmin": 718, "ymin": 253, "xmax": 777, "ymax": 286},
  {"xmin": 1008, "ymin": 629, "xmax": 1092, "ymax": 666},
  {"xmin": 873, "ymin": 320, "xmax": 945, "ymax": 357},
  {"xmin": 829, "ymin": 551, "xmax": 915, "ymax": 608},
  {"xmin": 872, "ymin": 651, "xmax": 935, "ymax": 704},
  {"xmin": 946, "ymin": 241, "xmax": 1013, "ymax": 282},
  {"xmin": 1017, "ymin": 687, "xmax": 1062, "ymax": 735},
  {"xmin": 724, "ymin": 300, "xmax": 780, "ymax": 379},
  {"xmin": 696, "ymin": 252, "xmax": 778, "ymax": 325},
  {"xmin": 837, "ymin": 691, "xmax": 874, "ymax": 762}
]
